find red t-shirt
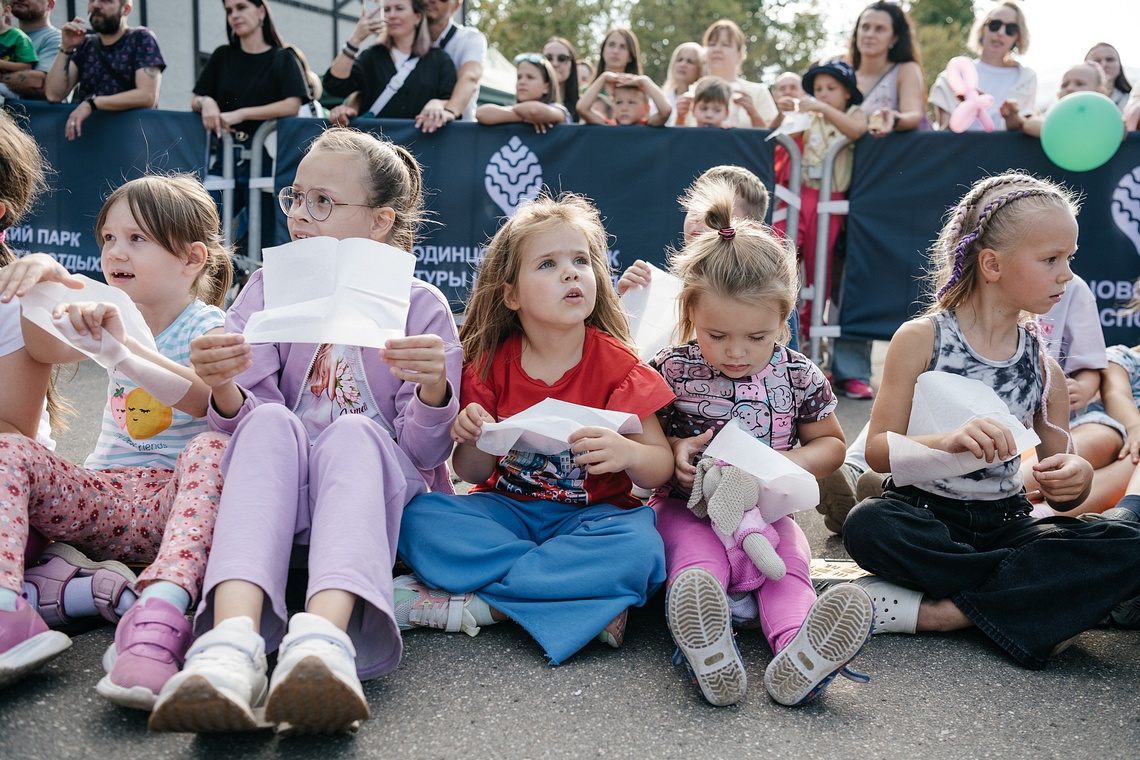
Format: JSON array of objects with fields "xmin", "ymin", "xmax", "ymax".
[{"xmin": 462, "ymin": 326, "xmax": 676, "ymax": 508}]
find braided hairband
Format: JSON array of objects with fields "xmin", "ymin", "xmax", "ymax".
[
  {"xmin": 718, "ymin": 227, "xmax": 736, "ymax": 240},
  {"xmin": 936, "ymin": 188, "xmax": 1046, "ymax": 299}
]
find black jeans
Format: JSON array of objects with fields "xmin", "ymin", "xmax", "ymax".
[{"xmin": 844, "ymin": 482, "xmax": 1140, "ymax": 669}]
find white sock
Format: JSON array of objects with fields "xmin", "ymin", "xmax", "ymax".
[
  {"xmin": 138, "ymin": 581, "xmax": 191, "ymax": 613},
  {"xmin": 466, "ymin": 593, "xmax": 498, "ymax": 627},
  {"xmin": 0, "ymin": 587, "xmax": 18, "ymax": 611}
]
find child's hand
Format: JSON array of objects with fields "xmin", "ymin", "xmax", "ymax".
[
  {"xmin": 1119, "ymin": 423, "xmax": 1140, "ymax": 463},
  {"xmin": 998, "ymin": 99, "xmax": 1019, "ymax": 118},
  {"xmin": 616, "ymin": 260, "xmax": 652, "ymax": 295},
  {"xmin": 869, "ymin": 108, "xmax": 896, "ymax": 137},
  {"xmin": 381, "ymin": 334, "xmax": 448, "ymax": 407},
  {"xmin": 189, "ymin": 333, "xmax": 252, "ymax": 389},
  {"xmin": 569, "ymin": 426, "xmax": 638, "ymax": 475},
  {"xmin": 670, "ymin": 429, "xmax": 714, "ymax": 489},
  {"xmin": 1033, "ymin": 453, "xmax": 1093, "ymax": 507},
  {"xmin": 53, "ymin": 300, "xmax": 126, "ymax": 344},
  {"xmin": 941, "ymin": 417, "xmax": 1016, "ymax": 462},
  {"xmin": 0, "ymin": 253, "xmax": 85, "ymax": 302},
  {"xmin": 1065, "ymin": 376, "xmax": 1094, "ymax": 412},
  {"xmin": 797, "ymin": 96, "xmax": 823, "ymax": 114},
  {"xmin": 452, "ymin": 402, "xmax": 493, "ymax": 444}
]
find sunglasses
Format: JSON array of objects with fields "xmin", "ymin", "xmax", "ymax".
[
  {"xmin": 986, "ymin": 19, "xmax": 1019, "ymax": 36},
  {"xmin": 514, "ymin": 53, "xmax": 547, "ymax": 67},
  {"xmin": 545, "ymin": 53, "xmax": 572, "ymax": 65}
]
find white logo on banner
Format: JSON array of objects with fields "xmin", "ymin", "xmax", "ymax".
[
  {"xmin": 485, "ymin": 136, "xmax": 542, "ymax": 217},
  {"xmin": 1112, "ymin": 167, "xmax": 1140, "ymax": 255}
]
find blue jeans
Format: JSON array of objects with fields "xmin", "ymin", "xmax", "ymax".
[
  {"xmin": 844, "ymin": 482, "xmax": 1140, "ymax": 669},
  {"xmin": 786, "ymin": 309, "xmax": 799, "ymax": 353},
  {"xmin": 830, "ymin": 337, "xmax": 871, "ymax": 384}
]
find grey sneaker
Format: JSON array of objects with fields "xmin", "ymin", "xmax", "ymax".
[
  {"xmin": 816, "ymin": 464, "xmax": 861, "ymax": 534},
  {"xmin": 1109, "ymin": 594, "xmax": 1140, "ymax": 629}
]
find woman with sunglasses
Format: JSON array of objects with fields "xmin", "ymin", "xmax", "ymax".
[
  {"xmin": 324, "ymin": 0, "xmax": 456, "ymax": 124},
  {"xmin": 929, "ymin": 1, "xmax": 1036, "ymax": 130},
  {"xmin": 542, "ymin": 37, "xmax": 580, "ymax": 122},
  {"xmin": 477, "ymin": 53, "xmax": 570, "ymax": 132}
]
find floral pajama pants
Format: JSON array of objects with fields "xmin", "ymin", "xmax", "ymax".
[{"xmin": 0, "ymin": 431, "xmax": 228, "ymax": 599}]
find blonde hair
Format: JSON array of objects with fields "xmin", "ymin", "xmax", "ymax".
[
  {"xmin": 664, "ymin": 41, "xmax": 705, "ymax": 94},
  {"xmin": 692, "ymin": 165, "xmax": 768, "ymax": 221},
  {"xmin": 96, "ymin": 174, "xmax": 234, "ymax": 308},
  {"xmin": 927, "ymin": 171, "xmax": 1078, "ymax": 314},
  {"xmin": 969, "ymin": 1, "xmax": 1030, "ymax": 56},
  {"xmin": 305, "ymin": 127, "xmax": 425, "ymax": 253},
  {"xmin": 461, "ymin": 193, "xmax": 631, "ymax": 377},
  {"xmin": 670, "ymin": 180, "xmax": 796, "ymax": 345},
  {"xmin": 0, "ymin": 111, "xmax": 72, "ymax": 432},
  {"xmin": 0, "ymin": 111, "xmax": 47, "ymax": 267}
]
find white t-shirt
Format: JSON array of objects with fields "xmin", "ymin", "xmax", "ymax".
[
  {"xmin": 0, "ymin": 298, "xmax": 54, "ymax": 449},
  {"xmin": 85, "ymin": 300, "xmax": 224, "ymax": 470},
  {"xmin": 434, "ymin": 21, "xmax": 486, "ymax": 121}
]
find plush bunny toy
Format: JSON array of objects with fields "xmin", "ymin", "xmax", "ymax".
[{"xmin": 688, "ymin": 457, "xmax": 786, "ymax": 584}]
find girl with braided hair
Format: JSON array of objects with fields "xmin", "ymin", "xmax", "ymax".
[{"xmin": 842, "ymin": 171, "xmax": 1140, "ymax": 668}]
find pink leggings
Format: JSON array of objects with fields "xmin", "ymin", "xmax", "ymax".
[
  {"xmin": 653, "ymin": 496, "xmax": 815, "ymax": 653},
  {"xmin": 0, "ymin": 431, "xmax": 227, "ymax": 599}
]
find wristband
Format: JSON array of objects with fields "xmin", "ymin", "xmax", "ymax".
[
  {"xmin": 344, "ymin": 40, "xmax": 360, "ymax": 53},
  {"xmin": 85, "ymin": 94, "xmax": 97, "ymax": 110},
  {"xmin": 443, "ymin": 107, "xmax": 459, "ymax": 119},
  {"xmin": 59, "ymin": 45, "xmax": 75, "ymax": 55},
  {"xmin": 341, "ymin": 44, "xmax": 358, "ymax": 60}
]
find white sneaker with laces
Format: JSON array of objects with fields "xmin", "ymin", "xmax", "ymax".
[
  {"xmin": 148, "ymin": 616, "xmax": 268, "ymax": 733},
  {"xmin": 264, "ymin": 612, "xmax": 370, "ymax": 734}
]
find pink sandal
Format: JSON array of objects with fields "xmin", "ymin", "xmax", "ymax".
[{"xmin": 23, "ymin": 543, "xmax": 137, "ymax": 627}]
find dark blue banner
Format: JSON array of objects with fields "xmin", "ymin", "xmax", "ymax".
[
  {"xmin": 844, "ymin": 130, "xmax": 1140, "ymax": 346},
  {"xmin": 5, "ymin": 102, "xmax": 207, "ymax": 280},
  {"xmin": 273, "ymin": 118, "xmax": 775, "ymax": 309}
]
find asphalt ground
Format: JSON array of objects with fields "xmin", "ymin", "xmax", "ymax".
[{"xmin": 3, "ymin": 351, "xmax": 1140, "ymax": 760}]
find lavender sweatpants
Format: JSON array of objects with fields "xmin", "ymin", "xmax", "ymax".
[
  {"xmin": 194, "ymin": 405, "xmax": 427, "ymax": 680},
  {"xmin": 652, "ymin": 496, "xmax": 815, "ymax": 654}
]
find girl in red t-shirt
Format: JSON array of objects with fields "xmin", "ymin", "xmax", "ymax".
[{"xmin": 394, "ymin": 193, "xmax": 677, "ymax": 665}]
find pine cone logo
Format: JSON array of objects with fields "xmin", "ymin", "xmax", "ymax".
[
  {"xmin": 1112, "ymin": 167, "xmax": 1140, "ymax": 256},
  {"xmin": 485, "ymin": 136, "xmax": 542, "ymax": 217}
]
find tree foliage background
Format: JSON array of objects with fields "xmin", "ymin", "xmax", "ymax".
[{"xmin": 467, "ymin": 0, "xmax": 976, "ymax": 90}]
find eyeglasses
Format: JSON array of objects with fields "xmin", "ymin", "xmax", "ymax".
[
  {"xmin": 277, "ymin": 186, "xmax": 374, "ymax": 222},
  {"xmin": 514, "ymin": 53, "xmax": 546, "ymax": 67},
  {"xmin": 986, "ymin": 19, "xmax": 1019, "ymax": 36},
  {"xmin": 545, "ymin": 53, "xmax": 572, "ymax": 65}
]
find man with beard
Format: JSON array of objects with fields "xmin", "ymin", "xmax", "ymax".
[
  {"xmin": 0, "ymin": 0, "xmax": 59, "ymax": 99},
  {"xmin": 45, "ymin": 0, "xmax": 164, "ymax": 140}
]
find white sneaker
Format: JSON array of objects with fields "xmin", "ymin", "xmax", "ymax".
[
  {"xmin": 264, "ymin": 613, "xmax": 370, "ymax": 734},
  {"xmin": 148, "ymin": 616, "xmax": 269, "ymax": 733}
]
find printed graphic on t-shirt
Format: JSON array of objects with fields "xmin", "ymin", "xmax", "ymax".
[{"xmin": 497, "ymin": 447, "xmax": 588, "ymax": 505}]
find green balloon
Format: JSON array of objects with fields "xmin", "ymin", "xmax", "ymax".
[{"xmin": 1040, "ymin": 91, "xmax": 1123, "ymax": 172}]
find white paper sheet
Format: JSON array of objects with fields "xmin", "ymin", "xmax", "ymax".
[
  {"xmin": 889, "ymin": 371, "xmax": 1041, "ymax": 487},
  {"xmin": 765, "ymin": 111, "xmax": 814, "ymax": 141},
  {"xmin": 619, "ymin": 263, "xmax": 682, "ymax": 361},
  {"xmin": 476, "ymin": 398, "xmax": 642, "ymax": 456},
  {"xmin": 701, "ymin": 420, "xmax": 820, "ymax": 522},
  {"xmin": 18, "ymin": 277, "xmax": 192, "ymax": 406},
  {"xmin": 242, "ymin": 236, "xmax": 415, "ymax": 348}
]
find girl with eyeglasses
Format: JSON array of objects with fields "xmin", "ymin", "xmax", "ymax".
[
  {"xmin": 929, "ymin": 1, "xmax": 1037, "ymax": 131},
  {"xmin": 542, "ymin": 36, "xmax": 580, "ymax": 122},
  {"xmin": 476, "ymin": 52, "xmax": 571, "ymax": 132},
  {"xmin": 153, "ymin": 127, "xmax": 461, "ymax": 734}
]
